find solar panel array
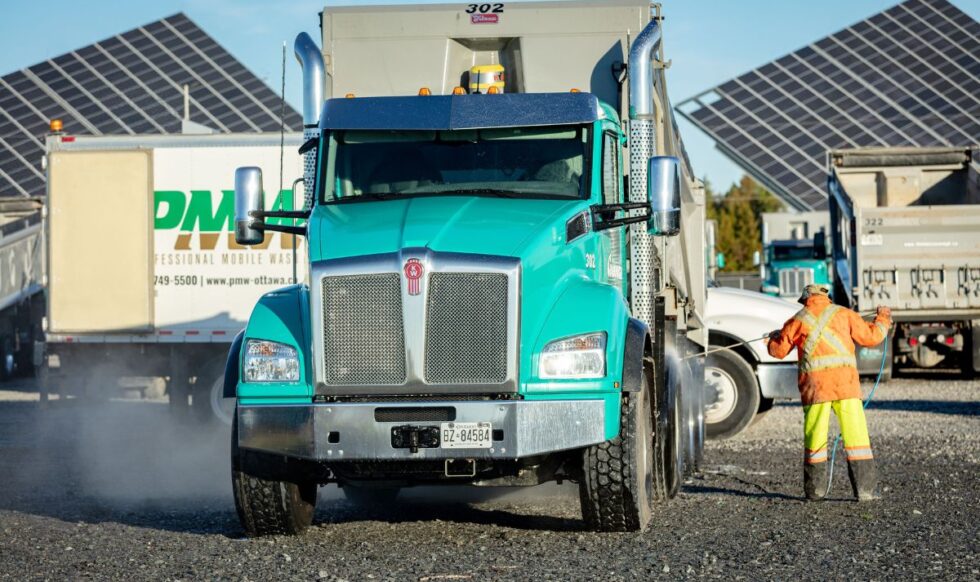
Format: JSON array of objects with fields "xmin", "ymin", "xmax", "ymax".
[
  {"xmin": 0, "ymin": 13, "xmax": 302, "ymax": 198},
  {"xmin": 676, "ymin": 0, "xmax": 980, "ymax": 210}
]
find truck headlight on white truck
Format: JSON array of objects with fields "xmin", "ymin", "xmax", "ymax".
[
  {"xmin": 243, "ymin": 340, "xmax": 299, "ymax": 383},
  {"xmin": 538, "ymin": 333, "xmax": 606, "ymax": 379}
]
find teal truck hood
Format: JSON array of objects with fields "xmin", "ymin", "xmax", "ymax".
[{"xmin": 310, "ymin": 196, "xmax": 582, "ymax": 260}]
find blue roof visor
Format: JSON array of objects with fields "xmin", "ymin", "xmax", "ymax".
[{"xmin": 319, "ymin": 93, "xmax": 603, "ymax": 131}]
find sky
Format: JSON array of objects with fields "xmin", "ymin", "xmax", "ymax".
[{"xmin": 2, "ymin": 0, "xmax": 978, "ymax": 191}]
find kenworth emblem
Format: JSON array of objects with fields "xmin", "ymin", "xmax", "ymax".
[{"xmin": 404, "ymin": 258, "xmax": 424, "ymax": 295}]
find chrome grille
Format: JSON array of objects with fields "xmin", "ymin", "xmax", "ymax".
[
  {"xmin": 779, "ymin": 268, "xmax": 814, "ymax": 297},
  {"xmin": 322, "ymin": 274, "xmax": 406, "ymax": 385},
  {"xmin": 424, "ymin": 273, "xmax": 508, "ymax": 384}
]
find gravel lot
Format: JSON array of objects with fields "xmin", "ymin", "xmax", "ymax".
[{"xmin": 0, "ymin": 376, "xmax": 976, "ymax": 580}]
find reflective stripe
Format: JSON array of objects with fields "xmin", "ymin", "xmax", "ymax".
[
  {"xmin": 844, "ymin": 446, "xmax": 873, "ymax": 459},
  {"xmin": 822, "ymin": 328, "xmax": 851, "ymax": 355},
  {"xmin": 800, "ymin": 354, "xmax": 857, "ymax": 373},
  {"xmin": 795, "ymin": 310, "xmax": 819, "ymax": 328},
  {"xmin": 802, "ymin": 305, "xmax": 841, "ymax": 359},
  {"xmin": 805, "ymin": 448, "xmax": 828, "ymax": 464}
]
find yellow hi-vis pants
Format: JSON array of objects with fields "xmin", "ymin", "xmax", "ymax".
[{"xmin": 803, "ymin": 398, "xmax": 873, "ymax": 465}]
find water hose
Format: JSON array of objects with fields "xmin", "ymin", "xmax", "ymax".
[{"xmin": 824, "ymin": 329, "xmax": 889, "ymax": 497}]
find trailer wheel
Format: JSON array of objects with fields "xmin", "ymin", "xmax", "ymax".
[
  {"xmin": 704, "ymin": 349, "xmax": 759, "ymax": 440},
  {"xmin": 579, "ymin": 374, "xmax": 655, "ymax": 532},
  {"xmin": 342, "ymin": 485, "xmax": 400, "ymax": 506},
  {"xmin": 231, "ymin": 409, "xmax": 317, "ymax": 537}
]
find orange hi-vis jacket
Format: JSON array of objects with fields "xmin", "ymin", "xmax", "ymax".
[{"xmin": 768, "ymin": 295, "xmax": 891, "ymax": 406}]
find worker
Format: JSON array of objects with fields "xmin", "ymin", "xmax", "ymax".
[{"xmin": 767, "ymin": 284, "xmax": 891, "ymax": 502}]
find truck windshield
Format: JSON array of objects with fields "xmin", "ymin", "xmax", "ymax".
[
  {"xmin": 772, "ymin": 245, "xmax": 817, "ymax": 261},
  {"xmin": 320, "ymin": 127, "xmax": 589, "ymax": 202}
]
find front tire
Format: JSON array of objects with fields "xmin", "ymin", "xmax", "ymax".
[
  {"xmin": 231, "ymin": 409, "xmax": 317, "ymax": 537},
  {"xmin": 704, "ymin": 348, "xmax": 759, "ymax": 440},
  {"xmin": 579, "ymin": 375, "xmax": 655, "ymax": 532}
]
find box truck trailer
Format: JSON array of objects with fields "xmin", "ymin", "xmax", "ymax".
[
  {"xmin": 38, "ymin": 132, "xmax": 305, "ymax": 422},
  {"xmin": 225, "ymin": 0, "xmax": 708, "ymax": 534}
]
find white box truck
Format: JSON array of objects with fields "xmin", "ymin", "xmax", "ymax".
[{"xmin": 38, "ymin": 132, "xmax": 305, "ymax": 421}]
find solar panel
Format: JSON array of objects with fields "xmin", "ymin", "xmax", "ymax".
[
  {"xmin": 677, "ymin": 0, "xmax": 980, "ymax": 210},
  {"xmin": 0, "ymin": 12, "xmax": 302, "ymax": 198}
]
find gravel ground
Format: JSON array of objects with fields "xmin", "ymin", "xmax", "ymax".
[{"xmin": 0, "ymin": 376, "xmax": 976, "ymax": 580}]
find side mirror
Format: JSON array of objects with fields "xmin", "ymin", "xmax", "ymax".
[
  {"xmin": 813, "ymin": 230, "xmax": 827, "ymax": 260},
  {"xmin": 752, "ymin": 250, "xmax": 761, "ymax": 267},
  {"xmin": 235, "ymin": 167, "xmax": 265, "ymax": 245},
  {"xmin": 716, "ymin": 252, "xmax": 726, "ymax": 270},
  {"xmin": 646, "ymin": 156, "xmax": 681, "ymax": 236}
]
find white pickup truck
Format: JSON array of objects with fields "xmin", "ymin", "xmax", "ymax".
[{"xmin": 704, "ymin": 285, "xmax": 800, "ymax": 439}]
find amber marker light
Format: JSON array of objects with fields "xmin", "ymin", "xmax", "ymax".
[
  {"xmin": 49, "ymin": 119, "xmax": 64, "ymax": 132},
  {"xmin": 452, "ymin": 86, "xmax": 466, "ymax": 95},
  {"xmin": 418, "ymin": 87, "xmax": 432, "ymax": 96}
]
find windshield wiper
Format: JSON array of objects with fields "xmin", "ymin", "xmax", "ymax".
[
  {"xmin": 429, "ymin": 188, "xmax": 523, "ymax": 198},
  {"xmin": 331, "ymin": 192, "xmax": 399, "ymax": 202}
]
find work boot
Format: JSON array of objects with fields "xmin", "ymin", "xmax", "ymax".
[
  {"xmin": 847, "ymin": 459, "xmax": 880, "ymax": 502},
  {"xmin": 804, "ymin": 463, "xmax": 829, "ymax": 501}
]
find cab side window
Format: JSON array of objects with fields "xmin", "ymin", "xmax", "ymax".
[{"xmin": 601, "ymin": 132, "xmax": 622, "ymax": 205}]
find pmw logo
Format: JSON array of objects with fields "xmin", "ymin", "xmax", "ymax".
[{"xmin": 154, "ymin": 189, "xmax": 298, "ymax": 250}]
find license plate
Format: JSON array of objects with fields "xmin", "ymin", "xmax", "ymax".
[{"xmin": 440, "ymin": 422, "xmax": 492, "ymax": 449}]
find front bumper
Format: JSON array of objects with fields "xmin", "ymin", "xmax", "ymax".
[
  {"xmin": 757, "ymin": 363, "xmax": 799, "ymax": 399},
  {"xmin": 237, "ymin": 399, "xmax": 606, "ymax": 461}
]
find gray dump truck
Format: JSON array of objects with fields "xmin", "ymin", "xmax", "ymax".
[
  {"xmin": 0, "ymin": 198, "xmax": 43, "ymax": 380},
  {"xmin": 828, "ymin": 146, "xmax": 980, "ymax": 377}
]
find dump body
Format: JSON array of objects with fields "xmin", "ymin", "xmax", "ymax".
[
  {"xmin": 0, "ymin": 198, "xmax": 43, "ymax": 378},
  {"xmin": 39, "ymin": 133, "xmax": 304, "ymax": 416},
  {"xmin": 828, "ymin": 146, "xmax": 980, "ymax": 373}
]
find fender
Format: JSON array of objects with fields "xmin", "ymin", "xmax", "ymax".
[
  {"xmin": 237, "ymin": 284, "xmax": 314, "ymax": 400},
  {"xmin": 621, "ymin": 318, "xmax": 651, "ymax": 392},
  {"xmin": 223, "ymin": 330, "xmax": 245, "ymax": 399}
]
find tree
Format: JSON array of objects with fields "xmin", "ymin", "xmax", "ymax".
[{"xmin": 706, "ymin": 175, "xmax": 783, "ymax": 272}]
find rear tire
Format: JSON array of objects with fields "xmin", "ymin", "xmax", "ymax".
[
  {"xmin": 653, "ymin": 360, "xmax": 681, "ymax": 499},
  {"xmin": 704, "ymin": 349, "xmax": 759, "ymax": 440},
  {"xmin": 579, "ymin": 375, "xmax": 655, "ymax": 532},
  {"xmin": 231, "ymin": 409, "xmax": 317, "ymax": 537}
]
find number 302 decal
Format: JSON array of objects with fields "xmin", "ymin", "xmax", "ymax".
[{"xmin": 466, "ymin": 3, "xmax": 504, "ymax": 13}]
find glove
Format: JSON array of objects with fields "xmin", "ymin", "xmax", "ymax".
[{"xmin": 876, "ymin": 306, "xmax": 891, "ymax": 319}]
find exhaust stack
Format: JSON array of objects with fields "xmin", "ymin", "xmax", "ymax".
[
  {"xmin": 294, "ymin": 32, "xmax": 325, "ymax": 209},
  {"xmin": 625, "ymin": 15, "xmax": 664, "ymax": 326}
]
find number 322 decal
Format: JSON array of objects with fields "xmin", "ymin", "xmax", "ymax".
[{"xmin": 465, "ymin": 3, "xmax": 504, "ymax": 13}]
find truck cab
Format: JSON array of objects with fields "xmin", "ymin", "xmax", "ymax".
[
  {"xmin": 227, "ymin": 1, "xmax": 706, "ymax": 535},
  {"xmin": 760, "ymin": 233, "xmax": 830, "ymax": 299}
]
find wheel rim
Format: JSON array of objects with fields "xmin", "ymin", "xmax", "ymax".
[
  {"xmin": 210, "ymin": 375, "xmax": 235, "ymax": 426},
  {"xmin": 704, "ymin": 366, "xmax": 738, "ymax": 424}
]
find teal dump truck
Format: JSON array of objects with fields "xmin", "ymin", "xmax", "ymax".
[
  {"xmin": 225, "ymin": 1, "xmax": 707, "ymax": 534},
  {"xmin": 759, "ymin": 236, "xmax": 831, "ymax": 299}
]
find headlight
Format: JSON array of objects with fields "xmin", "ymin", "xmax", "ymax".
[
  {"xmin": 538, "ymin": 332, "xmax": 606, "ymax": 379},
  {"xmin": 243, "ymin": 340, "xmax": 300, "ymax": 383}
]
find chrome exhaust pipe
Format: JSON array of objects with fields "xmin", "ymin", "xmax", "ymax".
[
  {"xmin": 627, "ymin": 17, "xmax": 662, "ymax": 119},
  {"xmin": 626, "ymin": 15, "xmax": 664, "ymax": 324},
  {"xmin": 294, "ymin": 32, "xmax": 325, "ymax": 209}
]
